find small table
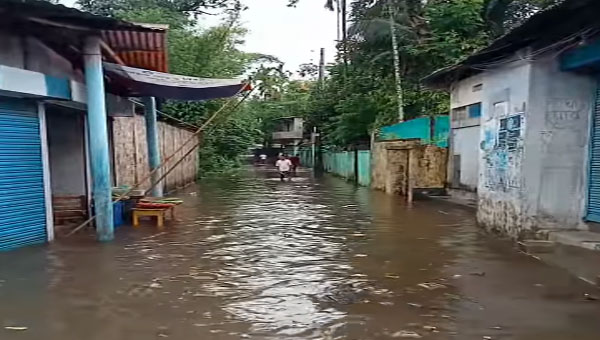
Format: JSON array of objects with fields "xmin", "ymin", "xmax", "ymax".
[{"xmin": 132, "ymin": 206, "xmax": 175, "ymax": 228}]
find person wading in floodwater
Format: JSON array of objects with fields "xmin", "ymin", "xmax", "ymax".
[
  {"xmin": 290, "ymin": 154, "xmax": 300, "ymax": 176},
  {"xmin": 276, "ymin": 154, "xmax": 293, "ymax": 182}
]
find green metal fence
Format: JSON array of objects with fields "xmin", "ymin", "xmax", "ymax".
[
  {"xmin": 357, "ymin": 150, "xmax": 371, "ymax": 187},
  {"xmin": 378, "ymin": 115, "xmax": 450, "ymax": 147},
  {"xmin": 298, "ymin": 148, "xmax": 371, "ymax": 187},
  {"xmin": 323, "ymin": 151, "xmax": 355, "ymax": 180}
]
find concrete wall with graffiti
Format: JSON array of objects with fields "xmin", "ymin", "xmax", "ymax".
[
  {"xmin": 477, "ymin": 54, "xmax": 596, "ymax": 238},
  {"xmin": 477, "ymin": 60, "xmax": 531, "ymax": 237}
]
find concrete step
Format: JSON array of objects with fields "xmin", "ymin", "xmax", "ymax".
[
  {"xmin": 548, "ymin": 231, "xmax": 600, "ymax": 251},
  {"xmin": 524, "ymin": 231, "xmax": 600, "ymax": 286},
  {"xmin": 518, "ymin": 240, "xmax": 556, "ymax": 253}
]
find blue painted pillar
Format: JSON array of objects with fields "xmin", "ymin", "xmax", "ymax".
[
  {"xmin": 143, "ymin": 96, "xmax": 163, "ymax": 197},
  {"xmin": 84, "ymin": 36, "xmax": 113, "ymax": 241}
]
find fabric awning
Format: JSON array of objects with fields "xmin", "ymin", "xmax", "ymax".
[{"xmin": 103, "ymin": 63, "xmax": 250, "ymax": 100}]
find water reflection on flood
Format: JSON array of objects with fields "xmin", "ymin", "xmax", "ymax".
[{"xmin": 1, "ymin": 167, "xmax": 600, "ymax": 340}]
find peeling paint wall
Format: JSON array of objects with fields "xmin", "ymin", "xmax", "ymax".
[
  {"xmin": 412, "ymin": 145, "xmax": 448, "ymax": 189},
  {"xmin": 477, "ymin": 60, "xmax": 530, "ymax": 237},
  {"xmin": 371, "ymin": 140, "xmax": 447, "ymax": 195},
  {"xmin": 476, "ymin": 54, "xmax": 596, "ymax": 238}
]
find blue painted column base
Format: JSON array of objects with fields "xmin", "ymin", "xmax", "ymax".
[{"xmin": 143, "ymin": 96, "xmax": 163, "ymax": 197}]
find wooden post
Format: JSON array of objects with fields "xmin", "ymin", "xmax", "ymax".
[{"xmin": 407, "ymin": 148, "xmax": 413, "ymax": 203}]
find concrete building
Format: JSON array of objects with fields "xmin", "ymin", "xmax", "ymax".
[
  {"xmin": 0, "ymin": 0, "xmax": 247, "ymax": 251},
  {"xmin": 448, "ymin": 75, "xmax": 483, "ymax": 199},
  {"xmin": 0, "ymin": 0, "xmax": 159, "ymax": 249},
  {"xmin": 272, "ymin": 117, "xmax": 304, "ymax": 155},
  {"xmin": 424, "ymin": 0, "xmax": 600, "ymax": 240}
]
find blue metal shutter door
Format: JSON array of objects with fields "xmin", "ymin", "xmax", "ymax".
[
  {"xmin": 0, "ymin": 99, "xmax": 47, "ymax": 250},
  {"xmin": 587, "ymin": 84, "xmax": 600, "ymax": 222}
]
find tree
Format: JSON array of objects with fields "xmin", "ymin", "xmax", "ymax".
[
  {"xmin": 289, "ymin": 0, "xmax": 490, "ymax": 147},
  {"xmin": 297, "ymin": 63, "xmax": 319, "ymax": 79},
  {"xmin": 85, "ymin": 0, "xmax": 273, "ymax": 174},
  {"xmin": 483, "ymin": 0, "xmax": 561, "ymax": 36},
  {"xmin": 77, "ymin": 0, "xmax": 241, "ymax": 16}
]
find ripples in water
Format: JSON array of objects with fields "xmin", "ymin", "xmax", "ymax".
[{"xmin": 1, "ymin": 169, "xmax": 600, "ymax": 339}]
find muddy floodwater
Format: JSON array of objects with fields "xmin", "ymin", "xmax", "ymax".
[{"xmin": 1, "ymin": 168, "xmax": 600, "ymax": 340}]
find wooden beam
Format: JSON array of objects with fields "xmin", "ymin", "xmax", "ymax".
[{"xmin": 100, "ymin": 40, "xmax": 126, "ymax": 65}]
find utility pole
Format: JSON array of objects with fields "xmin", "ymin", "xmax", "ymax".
[
  {"xmin": 318, "ymin": 48, "xmax": 325, "ymax": 88},
  {"xmin": 335, "ymin": 0, "xmax": 341, "ymax": 43},
  {"xmin": 388, "ymin": 0, "xmax": 404, "ymax": 122},
  {"xmin": 341, "ymin": 0, "xmax": 348, "ymax": 78},
  {"xmin": 311, "ymin": 127, "xmax": 318, "ymax": 169}
]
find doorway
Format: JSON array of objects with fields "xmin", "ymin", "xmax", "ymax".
[{"xmin": 45, "ymin": 104, "xmax": 89, "ymax": 235}]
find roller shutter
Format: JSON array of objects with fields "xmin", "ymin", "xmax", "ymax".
[{"xmin": 0, "ymin": 99, "xmax": 47, "ymax": 250}]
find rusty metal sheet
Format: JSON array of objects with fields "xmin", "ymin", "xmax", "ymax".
[{"xmin": 102, "ymin": 30, "xmax": 168, "ymax": 72}]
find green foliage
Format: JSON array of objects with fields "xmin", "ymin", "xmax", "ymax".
[
  {"xmin": 84, "ymin": 0, "xmax": 268, "ymax": 175},
  {"xmin": 79, "ymin": 0, "xmax": 563, "ymax": 171},
  {"xmin": 163, "ymin": 100, "xmax": 262, "ymax": 175},
  {"xmin": 291, "ymin": 0, "xmax": 490, "ymax": 147},
  {"xmin": 483, "ymin": 0, "xmax": 562, "ymax": 36},
  {"xmin": 279, "ymin": 0, "xmax": 560, "ymax": 148},
  {"xmin": 77, "ymin": 0, "xmax": 241, "ymax": 16},
  {"xmin": 238, "ymin": 66, "xmax": 313, "ymax": 146}
]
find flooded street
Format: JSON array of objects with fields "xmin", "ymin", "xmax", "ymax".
[{"xmin": 1, "ymin": 168, "xmax": 600, "ymax": 340}]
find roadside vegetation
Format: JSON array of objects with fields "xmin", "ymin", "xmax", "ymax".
[{"xmin": 78, "ymin": 0, "xmax": 560, "ymax": 173}]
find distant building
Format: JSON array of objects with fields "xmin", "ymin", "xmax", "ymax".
[
  {"xmin": 424, "ymin": 0, "xmax": 600, "ymax": 238},
  {"xmin": 447, "ymin": 75, "xmax": 483, "ymax": 201},
  {"xmin": 272, "ymin": 117, "xmax": 304, "ymax": 155}
]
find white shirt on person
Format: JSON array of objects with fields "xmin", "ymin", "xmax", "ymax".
[{"xmin": 276, "ymin": 159, "xmax": 292, "ymax": 172}]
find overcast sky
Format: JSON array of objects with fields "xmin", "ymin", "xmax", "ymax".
[{"xmin": 60, "ymin": 0, "xmax": 338, "ymax": 74}]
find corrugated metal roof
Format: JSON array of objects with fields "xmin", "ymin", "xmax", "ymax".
[{"xmin": 102, "ymin": 30, "xmax": 169, "ymax": 72}]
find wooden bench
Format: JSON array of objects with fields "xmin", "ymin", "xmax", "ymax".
[
  {"xmin": 53, "ymin": 195, "xmax": 88, "ymax": 226},
  {"xmin": 132, "ymin": 206, "xmax": 175, "ymax": 228}
]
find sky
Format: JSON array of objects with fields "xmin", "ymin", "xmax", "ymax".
[{"xmin": 60, "ymin": 0, "xmax": 338, "ymax": 75}]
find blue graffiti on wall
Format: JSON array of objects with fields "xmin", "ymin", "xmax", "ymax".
[{"xmin": 483, "ymin": 112, "xmax": 524, "ymax": 192}]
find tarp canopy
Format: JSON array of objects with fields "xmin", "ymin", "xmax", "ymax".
[{"xmin": 103, "ymin": 63, "xmax": 250, "ymax": 100}]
